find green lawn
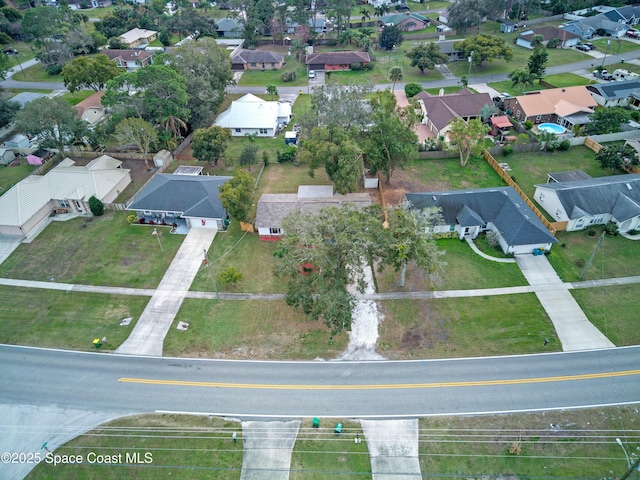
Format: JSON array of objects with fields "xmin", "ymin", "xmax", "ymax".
[
  {"xmin": 406, "ymin": 156, "xmax": 506, "ymax": 190},
  {"xmin": 26, "ymin": 414, "xmax": 243, "ymax": 480},
  {"xmin": 590, "ymin": 37, "xmax": 640, "ymax": 55},
  {"xmin": 238, "ymin": 56, "xmax": 309, "ymax": 87},
  {"xmin": 148, "ymin": 35, "xmax": 180, "ymax": 47},
  {"xmin": 0, "ymin": 285, "xmax": 147, "ymax": 351},
  {"xmin": 60, "ymin": 89, "xmax": 95, "ymax": 105},
  {"xmin": 546, "ymin": 227, "xmax": 640, "ymax": 282},
  {"xmin": 544, "ymin": 72, "xmax": 591, "ymax": 88},
  {"xmin": 17, "ymin": 62, "xmax": 63, "ymax": 82},
  {"xmin": 164, "ymin": 298, "xmax": 349, "ymax": 360},
  {"xmin": 0, "ymin": 212, "xmax": 184, "ymax": 288},
  {"xmin": 376, "ymin": 238, "xmax": 527, "ymax": 292},
  {"xmin": 4, "ymin": 41, "xmax": 36, "ymax": 71},
  {"xmin": 378, "ymin": 294, "xmax": 560, "ymax": 359},
  {"xmin": 291, "ymin": 419, "xmax": 371, "ymax": 480},
  {"xmin": 572, "ymin": 284, "xmax": 640, "ymax": 346},
  {"xmin": 500, "ymin": 146, "xmax": 606, "ymax": 201},
  {"xmin": 0, "ymin": 162, "xmax": 38, "ymax": 195}
]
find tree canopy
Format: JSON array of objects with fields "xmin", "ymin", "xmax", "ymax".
[
  {"xmin": 379, "ymin": 25, "xmax": 403, "ymax": 50},
  {"xmin": 15, "ymin": 97, "xmax": 87, "ymax": 156},
  {"xmin": 219, "ymin": 169, "xmax": 254, "ymax": 223},
  {"xmin": 587, "ymin": 108, "xmax": 629, "ymax": 135},
  {"xmin": 306, "ymin": 83, "xmax": 374, "ymax": 132},
  {"xmin": 454, "ymin": 34, "xmax": 513, "ymax": 67},
  {"xmin": 362, "ymin": 90, "xmax": 418, "ymax": 183},
  {"xmin": 191, "ymin": 126, "xmax": 232, "ymax": 165},
  {"xmin": 527, "ymin": 47, "xmax": 548, "ymax": 81},
  {"xmin": 114, "ymin": 117, "xmax": 158, "ymax": 169},
  {"xmin": 405, "ymin": 42, "xmax": 447, "ymax": 74},
  {"xmin": 62, "ymin": 54, "xmax": 121, "ymax": 92},
  {"xmin": 448, "ymin": 118, "xmax": 490, "ymax": 167},
  {"xmin": 595, "ymin": 144, "xmax": 639, "ymax": 172}
]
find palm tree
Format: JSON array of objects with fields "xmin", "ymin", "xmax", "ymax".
[
  {"xmin": 338, "ymin": 29, "xmax": 358, "ymax": 46},
  {"xmin": 291, "ymin": 39, "xmax": 305, "ymax": 62},
  {"xmin": 478, "ymin": 103, "xmax": 499, "ymax": 123},
  {"xmin": 509, "ymin": 68, "xmax": 535, "ymax": 93},
  {"xmin": 374, "ymin": 4, "xmax": 390, "ymax": 18},
  {"xmin": 388, "ymin": 66, "xmax": 403, "ymax": 91},
  {"xmin": 266, "ymin": 84, "xmax": 278, "ymax": 100},
  {"xmin": 162, "ymin": 115, "xmax": 188, "ymax": 139},
  {"xmin": 360, "ymin": 7, "xmax": 371, "ymax": 25}
]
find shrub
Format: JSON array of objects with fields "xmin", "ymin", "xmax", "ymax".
[
  {"xmin": 557, "ymin": 139, "xmax": 571, "ymax": 151},
  {"xmin": 404, "ymin": 82, "xmax": 422, "ymax": 98},
  {"xmin": 523, "ymin": 120, "xmax": 533, "ymax": 130},
  {"xmin": 502, "ymin": 145, "xmax": 514, "ymax": 156},
  {"xmin": 546, "ymin": 38, "xmax": 560, "ymax": 49},
  {"xmin": 362, "ymin": 62, "xmax": 374, "ymax": 71},
  {"xmin": 88, "ymin": 195, "xmax": 104, "ymax": 216},
  {"xmin": 277, "ymin": 146, "xmax": 297, "ymax": 163},
  {"xmin": 604, "ymin": 221, "xmax": 618, "ymax": 236},
  {"xmin": 586, "ymin": 228, "xmax": 596, "ymax": 238},
  {"xmin": 159, "ymin": 29, "xmax": 171, "ymax": 46},
  {"xmin": 350, "ymin": 62, "xmax": 362, "ymax": 71},
  {"xmin": 516, "ymin": 133, "xmax": 530, "ymax": 145},
  {"xmin": 281, "ymin": 71, "xmax": 297, "ymax": 82},
  {"xmin": 627, "ymin": 228, "xmax": 640, "ymax": 235},
  {"xmin": 126, "ymin": 214, "xmax": 137, "ymax": 224},
  {"xmin": 485, "ymin": 230, "xmax": 501, "ymax": 248},
  {"xmin": 217, "ymin": 266, "xmax": 243, "ymax": 287},
  {"xmin": 630, "ymin": 110, "xmax": 640, "ymax": 122},
  {"xmin": 46, "ymin": 64, "xmax": 64, "ymax": 75}
]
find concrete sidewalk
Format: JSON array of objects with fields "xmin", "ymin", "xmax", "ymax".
[
  {"xmin": 515, "ymin": 254, "xmax": 615, "ymax": 351},
  {"xmin": 240, "ymin": 420, "xmax": 300, "ymax": 480},
  {"xmin": 361, "ymin": 419, "xmax": 422, "ymax": 480},
  {"xmin": 116, "ymin": 228, "xmax": 217, "ymax": 356}
]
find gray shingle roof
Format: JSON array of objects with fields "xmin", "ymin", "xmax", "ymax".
[
  {"xmin": 256, "ymin": 192, "xmax": 371, "ymax": 229},
  {"xmin": 415, "ymin": 89, "xmax": 492, "ymax": 131},
  {"xmin": 306, "ymin": 51, "xmax": 370, "ymax": 66},
  {"xmin": 232, "ymin": 49, "xmax": 285, "ymax": 65},
  {"xmin": 548, "ymin": 170, "xmax": 592, "ymax": 183},
  {"xmin": 406, "ymin": 187, "xmax": 557, "ymax": 247},
  {"xmin": 127, "ymin": 174, "xmax": 231, "ymax": 219},
  {"xmin": 536, "ymin": 174, "xmax": 640, "ymax": 222},
  {"xmin": 586, "ymin": 80, "xmax": 640, "ymax": 100}
]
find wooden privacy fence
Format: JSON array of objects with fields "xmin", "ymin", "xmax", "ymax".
[
  {"xmin": 483, "ymin": 150, "xmax": 561, "ymax": 235},
  {"xmin": 584, "ymin": 137, "xmax": 603, "ymax": 153}
]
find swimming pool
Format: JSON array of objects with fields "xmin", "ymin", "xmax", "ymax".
[{"xmin": 538, "ymin": 123, "xmax": 566, "ymax": 134}]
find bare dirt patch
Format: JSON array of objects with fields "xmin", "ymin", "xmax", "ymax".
[{"xmin": 373, "ymin": 168, "xmax": 450, "ymax": 207}]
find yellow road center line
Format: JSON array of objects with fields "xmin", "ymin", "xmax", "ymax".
[{"xmin": 119, "ymin": 369, "xmax": 640, "ymax": 390}]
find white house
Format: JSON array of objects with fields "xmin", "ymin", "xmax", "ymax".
[
  {"xmin": 406, "ymin": 187, "xmax": 557, "ymax": 255},
  {"xmin": 0, "ymin": 156, "xmax": 131, "ymax": 237},
  {"xmin": 214, "ymin": 94, "xmax": 292, "ymax": 137},
  {"xmin": 534, "ymin": 174, "xmax": 640, "ymax": 233}
]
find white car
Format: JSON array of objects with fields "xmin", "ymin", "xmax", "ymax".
[{"xmin": 308, "ymin": 70, "xmax": 315, "ymax": 79}]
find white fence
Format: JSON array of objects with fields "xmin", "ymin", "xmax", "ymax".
[{"xmin": 567, "ymin": 129, "xmax": 640, "ymax": 146}]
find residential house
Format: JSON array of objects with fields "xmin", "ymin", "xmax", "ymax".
[
  {"xmin": 0, "ymin": 148, "xmax": 15, "ymax": 165},
  {"xmin": 126, "ymin": 174, "xmax": 231, "ymax": 230},
  {"xmin": 437, "ymin": 40, "xmax": 465, "ymax": 62},
  {"xmin": 214, "ymin": 94, "xmax": 292, "ymax": 137},
  {"xmin": 561, "ymin": 15, "xmax": 628, "ymax": 39},
  {"xmin": 602, "ymin": 5, "xmax": 640, "ymax": 25},
  {"xmin": 67, "ymin": 0, "xmax": 112, "ymax": 8},
  {"xmin": 516, "ymin": 26, "xmax": 580, "ymax": 49},
  {"xmin": 379, "ymin": 13, "xmax": 430, "ymax": 32},
  {"xmin": 231, "ymin": 49, "xmax": 285, "ymax": 71},
  {"xmin": 586, "ymin": 80, "xmax": 640, "ymax": 108},
  {"xmin": 287, "ymin": 18, "xmax": 334, "ymax": 35},
  {"xmin": 118, "ymin": 28, "xmax": 158, "ymax": 48},
  {"xmin": 414, "ymin": 89, "xmax": 492, "ymax": 138},
  {"xmin": 534, "ymin": 174, "xmax": 640, "ymax": 233},
  {"xmin": 0, "ymin": 155, "xmax": 131, "ymax": 237},
  {"xmin": 74, "ymin": 90, "xmax": 107, "ymax": 127},
  {"xmin": 502, "ymin": 86, "xmax": 597, "ymax": 128},
  {"xmin": 255, "ymin": 185, "xmax": 371, "ymax": 240},
  {"xmin": 547, "ymin": 170, "xmax": 592, "ymax": 183},
  {"xmin": 406, "ymin": 187, "xmax": 557, "ymax": 254},
  {"xmin": 104, "ymin": 49, "xmax": 154, "ymax": 70},
  {"xmin": 215, "ymin": 18, "xmax": 244, "ymax": 38},
  {"xmin": 306, "ymin": 51, "xmax": 371, "ymax": 71}
]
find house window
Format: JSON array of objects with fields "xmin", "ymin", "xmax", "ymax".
[
  {"xmin": 259, "ymin": 128, "xmax": 268, "ymax": 134},
  {"xmin": 250, "ymin": 62, "xmax": 257, "ymax": 67},
  {"xmin": 59, "ymin": 199, "xmax": 70, "ymax": 208},
  {"xmin": 536, "ymin": 115, "xmax": 542, "ymax": 121},
  {"xmin": 449, "ymin": 225, "xmax": 455, "ymax": 232},
  {"xmin": 593, "ymin": 215, "xmax": 604, "ymax": 224},
  {"xmin": 555, "ymin": 208, "xmax": 562, "ymax": 218},
  {"xmin": 538, "ymin": 192, "xmax": 544, "ymax": 202},
  {"xmin": 516, "ymin": 110, "xmax": 521, "ymax": 118},
  {"xmin": 235, "ymin": 128, "xmax": 241, "ymax": 133},
  {"xmin": 269, "ymin": 228, "xmax": 282, "ymax": 235}
]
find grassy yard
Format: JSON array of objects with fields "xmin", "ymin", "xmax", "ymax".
[
  {"xmin": 26, "ymin": 414, "xmax": 243, "ymax": 480},
  {"xmin": 376, "ymin": 238, "xmax": 527, "ymax": 292},
  {"xmin": 544, "ymin": 72, "xmax": 592, "ymax": 88},
  {"xmin": 164, "ymin": 298, "xmax": 349, "ymax": 360},
  {"xmin": 291, "ymin": 419, "xmax": 370, "ymax": 480},
  {"xmin": 591, "ymin": 36, "xmax": 640, "ymax": 55},
  {"xmin": 0, "ymin": 162, "xmax": 38, "ymax": 196},
  {"xmin": 378, "ymin": 293, "xmax": 560, "ymax": 359},
  {"xmin": 0, "ymin": 212, "xmax": 184, "ymax": 288},
  {"xmin": 572, "ymin": 284, "xmax": 640, "ymax": 346},
  {"xmin": 547, "ymin": 227, "xmax": 640, "ymax": 282},
  {"xmin": 406, "ymin": 156, "xmax": 506, "ymax": 190},
  {"xmin": 0, "ymin": 285, "xmax": 147, "ymax": 351},
  {"xmin": 60, "ymin": 89, "xmax": 95, "ymax": 105},
  {"xmin": 501, "ymin": 145, "xmax": 606, "ymax": 201},
  {"xmin": 238, "ymin": 57, "xmax": 309, "ymax": 87},
  {"xmin": 17, "ymin": 62, "xmax": 63, "ymax": 83}
]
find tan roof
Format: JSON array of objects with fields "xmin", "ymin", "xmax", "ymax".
[
  {"xmin": 74, "ymin": 90, "xmax": 105, "ymax": 118},
  {"xmin": 515, "ymin": 86, "xmax": 597, "ymax": 117},
  {"xmin": 119, "ymin": 28, "xmax": 157, "ymax": 45}
]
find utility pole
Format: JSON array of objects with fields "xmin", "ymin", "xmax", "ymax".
[
  {"xmin": 619, "ymin": 456, "xmax": 640, "ymax": 480},
  {"xmin": 579, "ymin": 231, "xmax": 605, "ymax": 281}
]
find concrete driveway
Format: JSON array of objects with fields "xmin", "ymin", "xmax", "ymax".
[{"xmin": 0, "ymin": 234, "xmax": 23, "ymax": 265}]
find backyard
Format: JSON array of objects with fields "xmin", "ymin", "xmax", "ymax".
[{"xmin": 0, "ymin": 161, "xmax": 38, "ymax": 195}]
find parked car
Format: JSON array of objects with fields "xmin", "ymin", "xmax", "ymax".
[
  {"xmin": 583, "ymin": 42, "xmax": 595, "ymax": 50},
  {"xmin": 626, "ymin": 30, "xmax": 640, "ymax": 39},
  {"xmin": 3, "ymin": 49, "xmax": 17, "ymax": 55},
  {"xmin": 576, "ymin": 44, "xmax": 591, "ymax": 51},
  {"xmin": 308, "ymin": 70, "xmax": 315, "ymax": 79},
  {"xmin": 395, "ymin": 3, "xmax": 409, "ymax": 11}
]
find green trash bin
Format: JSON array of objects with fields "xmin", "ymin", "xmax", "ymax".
[
  {"xmin": 335, "ymin": 423, "xmax": 343, "ymax": 434},
  {"xmin": 92, "ymin": 338, "xmax": 102, "ymax": 348},
  {"xmin": 312, "ymin": 418, "xmax": 320, "ymax": 428}
]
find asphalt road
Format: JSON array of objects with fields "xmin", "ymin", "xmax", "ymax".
[{"xmin": 2, "ymin": 345, "xmax": 639, "ymax": 418}]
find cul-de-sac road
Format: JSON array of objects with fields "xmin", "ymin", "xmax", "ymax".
[{"xmin": 2, "ymin": 344, "xmax": 639, "ymax": 418}]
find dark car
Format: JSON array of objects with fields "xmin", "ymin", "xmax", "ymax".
[
  {"xmin": 3, "ymin": 49, "xmax": 17, "ymax": 55},
  {"xmin": 583, "ymin": 42, "xmax": 595, "ymax": 50},
  {"xmin": 576, "ymin": 44, "xmax": 591, "ymax": 51},
  {"xmin": 395, "ymin": 4, "xmax": 410, "ymax": 11}
]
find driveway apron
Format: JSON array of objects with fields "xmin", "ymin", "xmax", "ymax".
[
  {"xmin": 515, "ymin": 254, "xmax": 615, "ymax": 351},
  {"xmin": 116, "ymin": 228, "xmax": 217, "ymax": 356},
  {"xmin": 240, "ymin": 420, "xmax": 300, "ymax": 480}
]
